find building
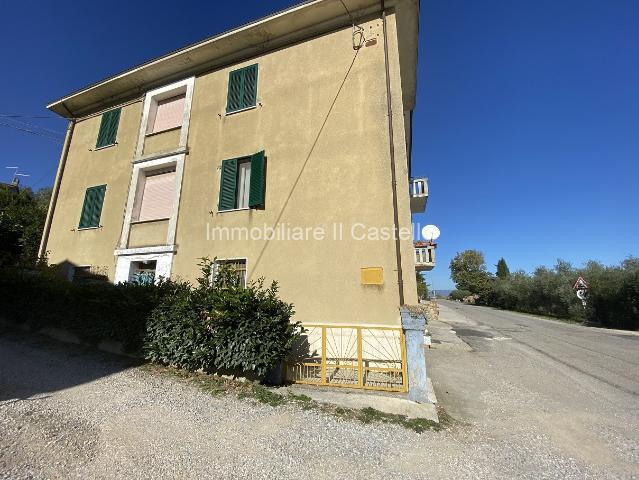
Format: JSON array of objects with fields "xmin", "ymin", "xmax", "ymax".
[
  {"xmin": 0, "ymin": 179, "xmax": 21, "ymax": 194},
  {"xmin": 40, "ymin": 0, "xmax": 434, "ymax": 399}
]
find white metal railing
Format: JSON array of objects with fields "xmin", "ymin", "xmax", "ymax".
[
  {"xmin": 410, "ymin": 177, "xmax": 428, "ymax": 213},
  {"xmin": 411, "ymin": 177, "xmax": 427, "ymax": 197},
  {"xmin": 415, "ymin": 245, "xmax": 435, "ymax": 266}
]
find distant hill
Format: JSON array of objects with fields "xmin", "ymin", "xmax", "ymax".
[{"xmin": 432, "ymin": 290, "xmax": 452, "ymax": 298}]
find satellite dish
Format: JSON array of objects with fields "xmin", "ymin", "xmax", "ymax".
[{"xmin": 421, "ymin": 225, "xmax": 440, "ymax": 242}]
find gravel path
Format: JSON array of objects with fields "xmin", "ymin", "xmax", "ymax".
[{"xmin": 0, "ymin": 325, "xmax": 633, "ymax": 479}]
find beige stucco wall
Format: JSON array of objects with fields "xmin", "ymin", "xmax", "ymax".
[
  {"xmin": 143, "ymin": 128, "xmax": 181, "ymax": 156},
  {"xmin": 45, "ymin": 101, "xmax": 142, "ymax": 274},
  {"xmin": 128, "ymin": 220, "xmax": 169, "ymax": 248},
  {"xmin": 45, "ymin": 11, "xmax": 418, "ymax": 326}
]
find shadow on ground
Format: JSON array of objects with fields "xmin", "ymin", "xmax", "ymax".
[{"xmin": 0, "ymin": 327, "xmax": 142, "ymax": 403}]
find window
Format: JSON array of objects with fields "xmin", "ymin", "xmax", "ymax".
[
  {"xmin": 215, "ymin": 259, "xmax": 247, "ymax": 288},
  {"xmin": 236, "ymin": 160, "xmax": 251, "ymax": 209},
  {"xmin": 147, "ymin": 94, "xmax": 186, "ymax": 134},
  {"xmin": 134, "ymin": 168, "xmax": 176, "ymax": 222},
  {"xmin": 72, "ymin": 266, "xmax": 108, "ymax": 283},
  {"xmin": 136, "ymin": 78, "xmax": 194, "ymax": 159},
  {"xmin": 226, "ymin": 64, "xmax": 258, "ymax": 114},
  {"xmin": 79, "ymin": 185, "xmax": 106, "ymax": 229},
  {"xmin": 129, "ymin": 260, "xmax": 157, "ymax": 285},
  {"xmin": 96, "ymin": 108, "xmax": 121, "ymax": 148},
  {"xmin": 218, "ymin": 151, "xmax": 265, "ymax": 211}
]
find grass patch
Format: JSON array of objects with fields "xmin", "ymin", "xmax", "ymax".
[
  {"xmin": 357, "ymin": 407, "xmax": 441, "ymax": 433},
  {"xmin": 251, "ymin": 385, "xmax": 287, "ymax": 407},
  {"xmin": 142, "ymin": 363, "xmax": 445, "ymax": 433}
]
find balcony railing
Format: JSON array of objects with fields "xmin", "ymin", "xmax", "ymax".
[
  {"xmin": 410, "ymin": 177, "xmax": 428, "ymax": 213},
  {"xmin": 415, "ymin": 244, "xmax": 435, "ymax": 271}
]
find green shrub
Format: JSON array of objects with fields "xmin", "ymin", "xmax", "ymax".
[
  {"xmin": 0, "ymin": 267, "xmax": 175, "ymax": 352},
  {"xmin": 480, "ymin": 257, "xmax": 638, "ymax": 330},
  {"xmin": 144, "ymin": 258, "xmax": 299, "ymax": 378},
  {"xmin": 582, "ymin": 258, "xmax": 639, "ymax": 330},
  {"xmin": 0, "ymin": 265, "xmax": 172, "ymax": 351},
  {"xmin": 448, "ymin": 289, "xmax": 472, "ymax": 301}
]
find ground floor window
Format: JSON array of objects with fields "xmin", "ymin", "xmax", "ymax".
[
  {"xmin": 129, "ymin": 260, "xmax": 157, "ymax": 285},
  {"xmin": 72, "ymin": 266, "xmax": 108, "ymax": 283},
  {"xmin": 215, "ymin": 258, "xmax": 247, "ymax": 288},
  {"xmin": 114, "ymin": 250, "xmax": 174, "ymax": 285}
]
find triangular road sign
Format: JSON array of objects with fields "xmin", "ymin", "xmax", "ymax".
[{"xmin": 573, "ymin": 276, "xmax": 588, "ymax": 290}]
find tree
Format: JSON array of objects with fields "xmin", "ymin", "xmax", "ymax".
[
  {"xmin": 496, "ymin": 258, "xmax": 510, "ymax": 279},
  {"xmin": 449, "ymin": 250, "xmax": 493, "ymax": 301},
  {"xmin": 0, "ymin": 186, "xmax": 51, "ymax": 266},
  {"xmin": 416, "ymin": 271, "xmax": 429, "ymax": 300},
  {"xmin": 449, "ymin": 289, "xmax": 472, "ymax": 301}
]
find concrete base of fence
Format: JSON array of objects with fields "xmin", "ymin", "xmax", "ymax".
[
  {"xmin": 400, "ymin": 308, "xmax": 429, "ymax": 403},
  {"xmin": 280, "ymin": 384, "xmax": 439, "ymax": 421}
]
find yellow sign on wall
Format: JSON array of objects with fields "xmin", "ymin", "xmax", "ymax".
[{"xmin": 361, "ymin": 267, "xmax": 384, "ymax": 285}]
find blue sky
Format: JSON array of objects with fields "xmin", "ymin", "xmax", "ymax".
[{"xmin": 1, "ymin": 1, "xmax": 637, "ymax": 290}]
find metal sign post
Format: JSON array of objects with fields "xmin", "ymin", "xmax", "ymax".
[{"xmin": 573, "ymin": 276, "xmax": 588, "ymax": 308}]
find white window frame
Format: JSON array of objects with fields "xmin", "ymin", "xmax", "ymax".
[
  {"xmin": 135, "ymin": 77, "xmax": 195, "ymax": 159},
  {"xmin": 114, "ymin": 248, "xmax": 175, "ymax": 285},
  {"xmin": 132, "ymin": 166, "xmax": 177, "ymax": 223},
  {"xmin": 118, "ymin": 154, "xmax": 185, "ymax": 249},
  {"xmin": 128, "ymin": 259, "xmax": 158, "ymax": 283}
]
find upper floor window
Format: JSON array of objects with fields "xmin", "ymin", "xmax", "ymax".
[
  {"xmin": 79, "ymin": 184, "xmax": 106, "ymax": 229},
  {"xmin": 133, "ymin": 168, "xmax": 176, "ymax": 222},
  {"xmin": 226, "ymin": 64, "xmax": 258, "ymax": 114},
  {"xmin": 147, "ymin": 93, "xmax": 186, "ymax": 134},
  {"xmin": 96, "ymin": 108, "xmax": 121, "ymax": 148},
  {"xmin": 218, "ymin": 151, "xmax": 265, "ymax": 211}
]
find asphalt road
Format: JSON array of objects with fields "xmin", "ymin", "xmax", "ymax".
[{"xmin": 429, "ymin": 300, "xmax": 639, "ymax": 478}]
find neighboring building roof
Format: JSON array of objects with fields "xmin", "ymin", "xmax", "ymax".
[
  {"xmin": 47, "ymin": 0, "xmax": 419, "ymax": 119},
  {"xmin": 414, "ymin": 241, "xmax": 436, "ymax": 248},
  {"xmin": 0, "ymin": 182, "xmax": 19, "ymax": 193}
]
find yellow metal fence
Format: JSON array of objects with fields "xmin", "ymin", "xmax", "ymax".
[{"xmin": 286, "ymin": 325, "xmax": 407, "ymax": 392}]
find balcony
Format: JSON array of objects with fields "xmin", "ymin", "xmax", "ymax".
[
  {"xmin": 410, "ymin": 177, "xmax": 428, "ymax": 213},
  {"xmin": 414, "ymin": 243, "xmax": 436, "ymax": 271}
]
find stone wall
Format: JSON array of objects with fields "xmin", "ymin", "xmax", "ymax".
[{"xmin": 424, "ymin": 300, "xmax": 439, "ymax": 323}]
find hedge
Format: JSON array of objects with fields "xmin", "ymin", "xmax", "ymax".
[
  {"xmin": 144, "ymin": 258, "xmax": 299, "ymax": 377},
  {"xmin": 0, "ymin": 259, "xmax": 300, "ymax": 378}
]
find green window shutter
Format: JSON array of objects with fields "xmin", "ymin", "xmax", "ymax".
[
  {"xmin": 248, "ymin": 151, "xmax": 265, "ymax": 208},
  {"xmin": 96, "ymin": 108, "xmax": 121, "ymax": 148},
  {"xmin": 218, "ymin": 159, "xmax": 238, "ymax": 211},
  {"xmin": 226, "ymin": 69, "xmax": 243, "ymax": 113},
  {"xmin": 90, "ymin": 185, "xmax": 106, "ymax": 227},
  {"xmin": 226, "ymin": 64, "xmax": 258, "ymax": 113},
  {"xmin": 79, "ymin": 185, "xmax": 107, "ymax": 228},
  {"xmin": 242, "ymin": 64, "xmax": 258, "ymax": 109},
  {"xmin": 79, "ymin": 190, "xmax": 94, "ymax": 228}
]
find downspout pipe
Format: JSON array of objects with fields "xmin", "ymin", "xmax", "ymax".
[
  {"xmin": 381, "ymin": 0, "xmax": 405, "ymax": 306},
  {"xmin": 38, "ymin": 117, "xmax": 76, "ymax": 260}
]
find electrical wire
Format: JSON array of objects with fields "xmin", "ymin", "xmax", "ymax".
[
  {"xmin": 0, "ymin": 122, "xmax": 64, "ymax": 142},
  {"xmin": 2, "ymin": 117, "xmax": 65, "ymax": 137},
  {"xmin": 0, "ymin": 114, "xmax": 57, "ymax": 119},
  {"xmin": 339, "ymin": 0, "xmax": 354, "ymax": 22}
]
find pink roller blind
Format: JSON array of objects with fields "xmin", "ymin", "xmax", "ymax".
[
  {"xmin": 150, "ymin": 94, "xmax": 185, "ymax": 133},
  {"xmin": 138, "ymin": 170, "xmax": 176, "ymax": 221}
]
